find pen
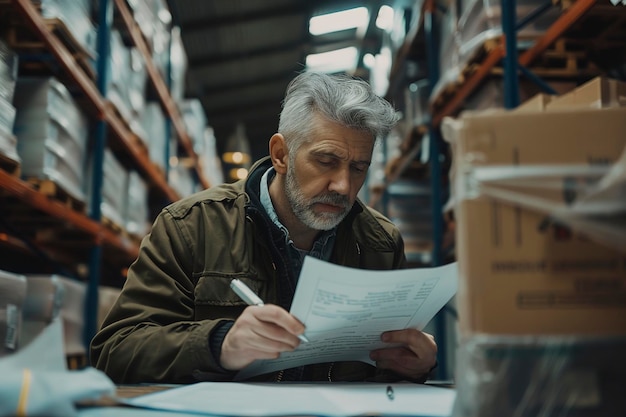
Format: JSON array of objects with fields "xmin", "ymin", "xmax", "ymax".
[
  {"xmin": 386, "ymin": 385, "xmax": 394, "ymax": 401},
  {"xmin": 230, "ymin": 279, "xmax": 309, "ymax": 343}
]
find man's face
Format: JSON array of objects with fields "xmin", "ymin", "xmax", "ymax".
[{"xmin": 284, "ymin": 116, "xmax": 374, "ymax": 230}]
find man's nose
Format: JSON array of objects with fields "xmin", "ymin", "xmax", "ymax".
[{"xmin": 328, "ymin": 167, "xmax": 351, "ymax": 195}]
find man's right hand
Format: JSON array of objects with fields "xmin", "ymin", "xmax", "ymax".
[{"xmin": 219, "ymin": 304, "xmax": 306, "ymax": 370}]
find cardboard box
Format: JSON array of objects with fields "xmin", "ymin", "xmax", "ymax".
[
  {"xmin": 448, "ymin": 106, "xmax": 626, "ymax": 338},
  {"xmin": 546, "ymin": 76, "xmax": 626, "ymax": 110}
]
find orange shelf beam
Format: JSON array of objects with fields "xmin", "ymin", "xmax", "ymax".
[
  {"xmin": 0, "ymin": 170, "xmax": 137, "ymax": 257},
  {"xmin": 519, "ymin": 0, "xmax": 598, "ymax": 67}
]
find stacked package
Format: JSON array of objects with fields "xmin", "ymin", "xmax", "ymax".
[
  {"xmin": 124, "ymin": 170, "xmax": 150, "ymax": 237},
  {"xmin": 21, "ymin": 275, "xmax": 65, "ymax": 349},
  {"xmin": 0, "ymin": 270, "xmax": 27, "ymax": 356},
  {"xmin": 12, "ymin": 77, "xmax": 89, "ymax": 202},
  {"xmin": 442, "ymin": 76, "xmax": 626, "ymax": 416},
  {"xmin": 36, "ymin": 0, "xmax": 97, "ymax": 58},
  {"xmin": 180, "ymin": 99, "xmax": 207, "ymax": 157},
  {"xmin": 129, "ymin": 0, "xmax": 172, "ymax": 85},
  {"xmin": 434, "ymin": 0, "xmax": 560, "ymax": 102},
  {"xmin": 0, "ymin": 40, "xmax": 19, "ymax": 163},
  {"xmin": 141, "ymin": 102, "xmax": 169, "ymax": 171},
  {"xmin": 107, "ymin": 30, "xmax": 148, "ymax": 139},
  {"xmin": 87, "ymin": 148, "xmax": 129, "ymax": 229},
  {"xmin": 200, "ymin": 127, "xmax": 224, "ymax": 187}
]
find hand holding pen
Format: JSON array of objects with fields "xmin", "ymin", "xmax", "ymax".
[
  {"xmin": 230, "ymin": 279, "xmax": 309, "ymax": 343},
  {"xmin": 218, "ymin": 279, "xmax": 308, "ymax": 371}
]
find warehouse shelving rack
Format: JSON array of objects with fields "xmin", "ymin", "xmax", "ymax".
[{"xmin": 0, "ymin": 0, "xmax": 211, "ymax": 351}]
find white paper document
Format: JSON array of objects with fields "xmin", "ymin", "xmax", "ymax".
[
  {"xmin": 124, "ymin": 382, "xmax": 456, "ymax": 417},
  {"xmin": 237, "ymin": 257, "xmax": 458, "ymax": 380}
]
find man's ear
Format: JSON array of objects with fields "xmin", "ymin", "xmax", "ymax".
[{"xmin": 269, "ymin": 133, "xmax": 288, "ymax": 175}]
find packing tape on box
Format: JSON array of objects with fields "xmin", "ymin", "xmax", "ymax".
[{"xmin": 455, "ymin": 146, "xmax": 626, "ymax": 252}]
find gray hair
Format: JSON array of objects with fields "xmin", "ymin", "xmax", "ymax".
[{"xmin": 278, "ymin": 71, "xmax": 399, "ymax": 152}]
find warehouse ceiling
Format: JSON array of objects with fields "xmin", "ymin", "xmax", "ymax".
[{"xmin": 165, "ymin": 0, "xmax": 402, "ymax": 165}]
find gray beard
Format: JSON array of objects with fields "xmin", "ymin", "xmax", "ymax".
[{"xmin": 284, "ymin": 163, "xmax": 350, "ymax": 231}]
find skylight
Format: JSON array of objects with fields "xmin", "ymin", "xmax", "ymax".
[
  {"xmin": 305, "ymin": 46, "xmax": 359, "ymax": 73},
  {"xmin": 309, "ymin": 7, "xmax": 369, "ymax": 36}
]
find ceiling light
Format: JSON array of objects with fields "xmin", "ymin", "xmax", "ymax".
[
  {"xmin": 376, "ymin": 5, "xmax": 394, "ymax": 32},
  {"xmin": 309, "ymin": 7, "xmax": 369, "ymax": 36},
  {"xmin": 305, "ymin": 47, "xmax": 359, "ymax": 73}
]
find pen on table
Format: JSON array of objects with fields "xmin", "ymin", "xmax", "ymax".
[
  {"xmin": 229, "ymin": 278, "xmax": 309, "ymax": 343},
  {"xmin": 386, "ymin": 385, "xmax": 394, "ymax": 401}
]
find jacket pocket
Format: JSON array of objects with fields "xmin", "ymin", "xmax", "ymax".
[{"xmin": 194, "ymin": 274, "xmax": 262, "ymax": 306}]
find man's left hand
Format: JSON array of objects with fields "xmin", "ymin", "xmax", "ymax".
[{"xmin": 369, "ymin": 329, "xmax": 437, "ymax": 380}]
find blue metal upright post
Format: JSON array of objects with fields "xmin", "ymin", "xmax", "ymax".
[
  {"xmin": 502, "ymin": 0, "xmax": 520, "ymax": 108},
  {"xmin": 85, "ymin": 0, "xmax": 113, "ymax": 353},
  {"xmin": 425, "ymin": 0, "xmax": 447, "ymax": 380}
]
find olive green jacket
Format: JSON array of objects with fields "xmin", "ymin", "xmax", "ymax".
[{"xmin": 90, "ymin": 157, "xmax": 406, "ymax": 383}]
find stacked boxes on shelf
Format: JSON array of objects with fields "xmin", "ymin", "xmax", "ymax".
[
  {"xmin": 87, "ymin": 147, "xmax": 129, "ymax": 230},
  {"xmin": 35, "ymin": 0, "xmax": 97, "ymax": 58},
  {"xmin": 168, "ymin": 26, "xmax": 187, "ymax": 105},
  {"xmin": 0, "ymin": 270, "xmax": 27, "ymax": 356},
  {"xmin": 140, "ymin": 101, "xmax": 169, "ymax": 172},
  {"xmin": 168, "ymin": 163, "xmax": 197, "ymax": 198},
  {"xmin": 129, "ymin": 0, "xmax": 173, "ymax": 84},
  {"xmin": 12, "ymin": 77, "xmax": 90, "ymax": 202},
  {"xmin": 443, "ymin": 76, "xmax": 626, "ymax": 417},
  {"xmin": 180, "ymin": 99, "xmax": 207, "ymax": 156},
  {"xmin": 1, "ymin": 273, "xmax": 121, "ymax": 362},
  {"xmin": 0, "ymin": 40, "xmax": 19, "ymax": 164},
  {"xmin": 21, "ymin": 275, "xmax": 64, "ymax": 349},
  {"xmin": 52, "ymin": 275, "xmax": 87, "ymax": 359},
  {"xmin": 124, "ymin": 170, "xmax": 150, "ymax": 238},
  {"xmin": 107, "ymin": 30, "xmax": 148, "ymax": 139},
  {"xmin": 200, "ymin": 127, "xmax": 224, "ymax": 187},
  {"xmin": 433, "ymin": 0, "xmax": 560, "ymax": 102}
]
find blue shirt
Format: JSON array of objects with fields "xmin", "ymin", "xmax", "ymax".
[{"xmin": 259, "ymin": 167, "xmax": 336, "ymax": 279}]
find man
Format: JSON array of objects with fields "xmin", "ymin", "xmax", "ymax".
[{"xmin": 91, "ymin": 71, "xmax": 437, "ymax": 383}]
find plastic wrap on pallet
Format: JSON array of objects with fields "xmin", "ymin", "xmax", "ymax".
[
  {"xmin": 140, "ymin": 102, "xmax": 168, "ymax": 170},
  {"xmin": 0, "ymin": 129, "xmax": 19, "ymax": 163},
  {"xmin": 86, "ymin": 148, "xmax": 128, "ymax": 229},
  {"xmin": 55, "ymin": 276, "xmax": 86, "ymax": 356},
  {"xmin": 0, "ymin": 39, "xmax": 18, "ymax": 103},
  {"xmin": 168, "ymin": 163, "xmax": 197, "ymax": 198},
  {"xmin": 128, "ymin": 0, "xmax": 171, "ymax": 53},
  {"xmin": 180, "ymin": 99, "xmax": 207, "ymax": 155},
  {"xmin": 0, "ymin": 270, "xmax": 27, "ymax": 356},
  {"xmin": 13, "ymin": 77, "xmax": 89, "ymax": 202},
  {"xmin": 36, "ymin": 0, "xmax": 97, "ymax": 57},
  {"xmin": 21, "ymin": 275, "xmax": 65, "ymax": 349},
  {"xmin": 124, "ymin": 170, "xmax": 149, "ymax": 237},
  {"xmin": 433, "ymin": 0, "xmax": 561, "ymax": 103},
  {"xmin": 198, "ymin": 126, "xmax": 224, "ymax": 187},
  {"xmin": 0, "ymin": 97, "xmax": 16, "ymax": 137},
  {"xmin": 169, "ymin": 26, "xmax": 187, "ymax": 104},
  {"xmin": 452, "ymin": 335, "xmax": 626, "ymax": 417},
  {"xmin": 107, "ymin": 30, "xmax": 132, "ymax": 119}
]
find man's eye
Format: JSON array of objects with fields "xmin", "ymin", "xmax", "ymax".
[{"xmin": 317, "ymin": 158, "xmax": 334, "ymax": 166}]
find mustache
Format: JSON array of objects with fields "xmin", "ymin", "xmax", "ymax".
[{"xmin": 310, "ymin": 192, "xmax": 350, "ymax": 209}]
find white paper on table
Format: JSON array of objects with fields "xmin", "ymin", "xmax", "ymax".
[
  {"xmin": 124, "ymin": 381, "xmax": 456, "ymax": 417},
  {"xmin": 0, "ymin": 318, "xmax": 115, "ymax": 417},
  {"xmin": 237, "ymin": 257, "xmax": 458, "ymax": 380}
]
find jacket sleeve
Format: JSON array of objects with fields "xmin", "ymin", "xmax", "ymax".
[{"xmin": 90, "ymin": 208, "xmax": 228, "ymax": 384}]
